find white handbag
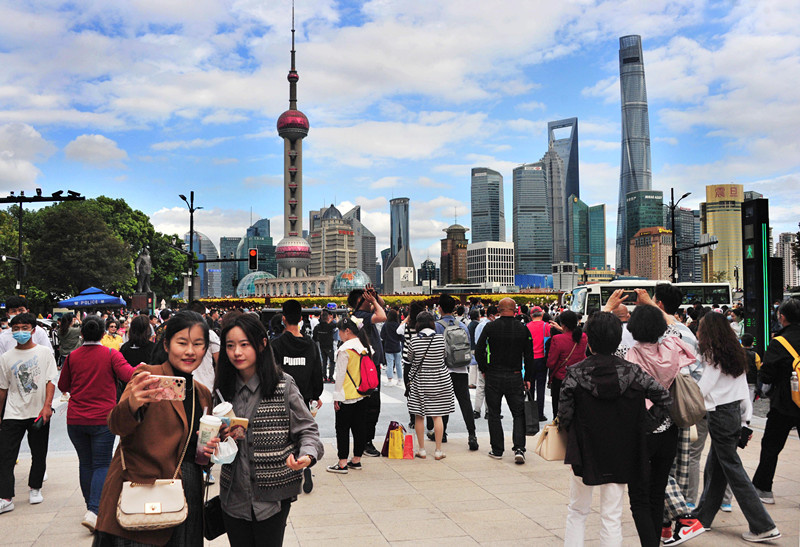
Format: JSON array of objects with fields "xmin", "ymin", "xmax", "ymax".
[
  {"xmin": 116, "ymin": 390, "xmax": 194, "ymax": 531},
  {"xmin": 532, "ymin": 420, "xmax": 567, "ymax": 461}
]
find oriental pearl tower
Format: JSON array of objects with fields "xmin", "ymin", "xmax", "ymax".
[{"xmin": 275, "ymin": 6, "xmax": 311, "ymax": 278}]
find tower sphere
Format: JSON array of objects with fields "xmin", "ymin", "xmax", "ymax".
[
  {"xmin": 277, "ymin": 109, "xmax": 309, "ymax": 140},
  {"xmin": 275, "ymin": 235, "xmax": 311, "ymax": 275}
]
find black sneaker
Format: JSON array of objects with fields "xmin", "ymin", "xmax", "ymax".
[
  {"xmin": 473, "ymin": 410, "xmax": 481, "ymax": 419},
  {"xmin": 426, "ymin": 432, "xmax": 447, "ymax": 443},
  {"xmin": 468, "ymin": 435, "xmax": 479, "ymax": 451},
  {"xmin": 514, "ymin": 450, "xmax": 525, "ymax": 464},
  {"xmin": 326, "ymin": 463, "xmax": 348, "ymax": 474},
  {"xmin": 302, "ymin": 467, "xmax": 313, "ymax": 493},
  {"xmin": 347, "ymin": 461, "xmax": 362, "ymax": 470},
  {"xmin": 488, "ymin": 450, "xmax": 503, "ymax": 459},
  {"xmin": 363, "ymin": 442, "xmax": 381, "ymax": 457}
]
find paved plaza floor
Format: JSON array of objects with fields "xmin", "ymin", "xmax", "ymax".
[{"xmin": 4, "ymin": 426, "xmax": 799, "ymax": 546}]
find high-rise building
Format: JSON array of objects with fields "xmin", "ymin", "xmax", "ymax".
[
  {"xmin": 512, "ymin": 162, "xmax": 551, "ymax": 275},
  {"xmin": 467, "ymin": 241, "xmax": 515, "ymax": 286},
  {"xmin": 616, "ymin": 35, "xmax": 653, "ymax": 272},
  {"xmin": 219, "ymin": 236, "xmax": 241, "ymax": 296},
  {"xmin": 630, "ymin": 227, "xmax": 672, "ymax": 280},
  {"xmin": 183, "ymin": 231, "xmax": 219, "ymax": 297},
  {"xmin": 693, "ymin": 210, "xmax": 703, "ymax": 282},
  {"xmin": 440, "ymin": 224, "xmax": 469, "ymax": 285},
  {"xmin": 308, "ymin": 204, "xmax": 357, "ymax": 276},
  {"xmin": 343, "ymin": 205, "xmax": 377, "ymax": 284},
  {"xmin": 700, "ymin": 184, "xmax": 744, "ymax": 283},
  {"xmin": 625, "ymin": 190, "xmax": 663, "ymax": 274},
  {"xmin": 470, "ymin": 168, "xmax": 505, "ymax": 243},
  {"xmin": 275, "ymin": 11, "xmax": 311, "ymax": 279},
  {"xmin": 418, "ymin": 259, "xmax": 439, "ymax": 284},
  {"xmin": 384, "ymin": 197, "xmax": 414, "ymax": 293},
  {"xmin": 569, "ymin": 195, "xmax": 606, "ymax": 270},
  {"xmin": 664, "ymin": 206, "xmax": 700, "ymax": 282},
  {"xmin": 547, "ymin": 118, "xmax": 579, "ymax": 261},
  {"xmin": 776, "ymin": 233, "xmax": 800, "ymax": 288}
]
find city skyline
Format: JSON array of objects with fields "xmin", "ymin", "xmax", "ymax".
[{"xmin": 0, "ymin": 1, "xmax": 798, "ymax": 272}]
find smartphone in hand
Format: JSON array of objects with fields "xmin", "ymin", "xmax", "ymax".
[{"xmin": 149, "ymin": 375, "xmax": 186, "ymax": 401}]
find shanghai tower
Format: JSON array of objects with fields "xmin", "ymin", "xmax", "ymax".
[{"xmin": 615, "ymin": 35, "xmax": 652, "ymax": 272}]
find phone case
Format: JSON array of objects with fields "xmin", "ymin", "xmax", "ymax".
[
  {"xmin": 228, "ymin": 417, "xmax": 249, "ymax": 440},
  {"xmin": 151, "ymin": 375, "xmax": 186, "ymax": 401}
]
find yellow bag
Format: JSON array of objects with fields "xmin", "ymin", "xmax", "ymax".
[
  {"xmin": 774, "ymin": 336, "xmax": 800, "ymax": 408},
  {"xmin": 388, "ymin": 428, "xmax": 404, "ymax": 459}
]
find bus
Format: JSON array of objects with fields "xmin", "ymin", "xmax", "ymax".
[{"xmin": 565, "ymin": 281, "xmax": 733, "ymax": 321}]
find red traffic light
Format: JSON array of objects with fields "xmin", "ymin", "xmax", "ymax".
[
  {"xmin": 248, "ymin": 248, "xmax": 258, "ymax": 270},
  {"xmin": 249, "ymin": 249, "xmax": 257, "ymax": 257}
]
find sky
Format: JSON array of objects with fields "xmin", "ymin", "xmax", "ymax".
[{"xmin": 1, "ymin": 0, "xmax": 799, "ymax": 273}]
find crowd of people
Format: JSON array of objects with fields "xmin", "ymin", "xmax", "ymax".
[{"xmin": 0, "ymin": 284, "xmax": 797, "ymax": 546}]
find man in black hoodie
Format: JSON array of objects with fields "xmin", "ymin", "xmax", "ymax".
[
  {"xmin": 312, "ymin": 310, "xmax": 337, "ymax": 383},
  {"xmin": 271, "ymin": 300, "xmax": 323, "ymax": 409}
]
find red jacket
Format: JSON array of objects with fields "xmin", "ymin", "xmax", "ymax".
[
  {"xmin": 58, "ymin": 344, "xmax": 135, "ymax": 425},
  {"xmin": 546, "ymin": 332, "xmax": 588, "ymax": 381}
]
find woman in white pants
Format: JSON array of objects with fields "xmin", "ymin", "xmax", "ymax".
[{"xmin": 558, "ymin": 312, "xmax": 671, "ymax": 546}]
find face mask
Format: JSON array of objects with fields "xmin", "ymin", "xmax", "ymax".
[{"xmin": 12, "ymin": 331, "xmax": 32, "ymax": 345}]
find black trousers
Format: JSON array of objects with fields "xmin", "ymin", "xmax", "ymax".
[
  {"xmin": 629, "ymin": 425, "xmax": 679, "ymax": 547},
  {"xmin": 335, "ymin": 398, "xmax": 368, "ymax": 460},
  {"xmin": 222, "ymin": 501, "xmax": 292, "ymax": 547},
  {"xmin": 363, "ymin": 382, "xmax": 381, "ymax": 442},
  {"xmin": 485, "ymin": 370, "xmax": 526, "ymax": 454},
  {"xmin": 0, "ymin": 417, "xmax": 50, "ymax": 499},
  {"xmin": 320, "ymin": 346, "xmax": 335, "ymax": 379},
  {"xmin": 531, "ymin": 357, "xmax": 548, "ymax": 419},
  {"xmin": 550, "ymin": 378, "xmax": 563, "ymax": 419},
  {"xmin": 752, "ymin": 408, "xmax": 800, "ymax": 492},
  {"xmin": 426, "ymin": 372, "xmax": 476, "ymax": 436}
]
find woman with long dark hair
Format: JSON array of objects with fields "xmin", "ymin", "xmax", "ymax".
[
  {"xmin": 546, "ymin": 310, "xmax": 587, "ymax": 417},
  {"xmin": 690, "ymin": 313, "xmax": 780, "ymax": 542},
  {"xmin": 215, "ymin": 313, "xmax": 322, "ymax": 545},
  {"xmin": 399, "ymin": 301, "xmax": 426, "ymax": 429},
  {"xmin": 327, "ymin": 316, "xmax": 373, "ymax": 473},
  {"xmin": 94, "ymin": 311, "xmax": 218, "ymax": 547},
  {"xmin": 119, "ymin": 315, "xmax": 156, "ymax": 368},
  {"xmin": 58, "ymin": 312, "xmax": 82, "ymax": 368}
]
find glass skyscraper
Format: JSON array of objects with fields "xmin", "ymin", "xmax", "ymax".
[
  {"xmin": 625, "ymin": 190, "xmax": 664, "ymax": 260},
  {"xmin": 545, "ymin": 118, "xmax": 579, "ymax": 262},
  {"xmin": 569, "ymin": 195, "xmax": 606, "ymax": 271},
  {"xmin": 470, "ymin": 167, "xmax": 505, "ymax": 243},
  {"xmin": 389, "ymin": 197, "xmax": 410, "ymax": 261},
  {"xmin": 513, "ymin": 163, "xmax": 552, "ymax": 274},
  {"xmin": 616, "ymin": 35, "xmax": 652, "ymax": 272}
]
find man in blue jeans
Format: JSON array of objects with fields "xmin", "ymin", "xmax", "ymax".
[{"xmin": 475, "ymin": 298, "xmax": 534, "ymax": 464}]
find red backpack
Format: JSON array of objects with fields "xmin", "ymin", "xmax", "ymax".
[{"xmin": 346, "ymin": 349, "xmax": 379, "ymax": 396}]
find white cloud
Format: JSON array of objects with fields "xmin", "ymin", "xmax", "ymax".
[
  {"xmin": 151, "ymin": 137, "xmax": 233, "ymax": 151},
  {"xmin": 369, "ymin": 176, "xmax": 402, "ymax": 189},
  {"xmin": 243, "ymin": 175, "xmax": 283, "ymax": 187},
  {"xmin": 583, "ymin": 139, "xmax": 619, "ymax": 152},
  {"xmin": 654, "ymin": 136, "xmax": 678, "ymax": 145},
  {"xmin": 64, "ymin": 134, "xmax": 128, "ymax": 167},
  {"xmin": 150, "ymin": 206, "xmax": 257, "ymax": 251},
  {"xmin": 0, "ymin": 123, "xmax": 56, "ymax": 189}
]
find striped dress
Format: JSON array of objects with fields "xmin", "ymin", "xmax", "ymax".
[{"xmin": 406, "ymin": 329, "xmax": 455, "ymax": 417}]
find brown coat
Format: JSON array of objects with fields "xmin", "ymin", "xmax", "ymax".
[{"xmin": 95, "ymin": 362, "xmax": 212, "ymax": 546}]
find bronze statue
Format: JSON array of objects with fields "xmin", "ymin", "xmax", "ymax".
[{"xmin": 135, "ymin": 247, "xmax": 152, "ymax": 293}]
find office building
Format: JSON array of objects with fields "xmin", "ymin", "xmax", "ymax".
[
  {"xmin": 693, "ymin": 210, "xmax": 703, "ymax": 282},
  {"xmin": 569, "ymin": 195, "xmax": 606, "ymax": 270},
  {"xmin": 776, "ymin": 233, "xmax": 800, "ymax": 288},
  {"xmin": 630, "ymin": 227, "xmax": 672, "ymax": 280},
  {"xmin": 308, "ymin": 204, "xmax": 358, "ymax": 277},
  {"xmin": 512, "ymin": 162, "xmax": 552, "ymax": 275},
  {"xmin": 700, "ymin": 184, "xmax": 744, "ymax": 283},
  {"xmin": 183, "ymin": 231, "xmax": 220, "ymax": 298},
  {"xmin": 624, "ymin": 190, "xmax": 663, "ymax": 274},
  {"xmin": 467, "ymin": 241, "xmax": 515, "ymax": 286},
  {"xmin": 471, "ymin": 168, "xmax": 505, "ymax": 243},
  {"xmin": 440, "ymin": 224, "xmax": 469, "ymax": 285},
  {"xmin": 343, "ymin": 205, "xmax": 377, "ymax": 284},
  {"xmin": 418, "ymin": 259, "xmax": 439, "ymax": 284},
  {"xmin": 616, "ymin": 35, "xmax": 653, "ymax": 272},
  {"xmin": 384, "ymin": 197, "xmax": 415, "ymax": 293},
  {"xmin": 219, "ymin": 236, "xmax": 241, "ymax": 296},
  {"xmin": 664, "ymin": 205, "xmax": 700, "ymax": 282},
  {"xmin": 236, "ymin": 219, "xmax": 276, "ymax": 281},
  {"xmin": 546, "ymin": 118, "xmax": 579, "ymax": 261}
]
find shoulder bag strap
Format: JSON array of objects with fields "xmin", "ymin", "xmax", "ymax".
[
  {"xmin": 560, "ymin": 342, "xmax": 578, "ymax": 370},
  {"xmin": 120, "ymin": 381, "xmax": 196, "ymax": 482}
]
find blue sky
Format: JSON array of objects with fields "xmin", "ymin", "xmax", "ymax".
[{"xmin": 1, "ymin": 0, "xmax": 799, "ymax": 271}]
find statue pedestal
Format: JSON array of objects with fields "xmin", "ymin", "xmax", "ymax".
[{"xmin": 132, "ymin": 292, "xmax": 155, "ymax": 313}]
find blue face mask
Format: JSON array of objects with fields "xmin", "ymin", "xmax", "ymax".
[{"xmin": 12, "ymin": 330, "xmax": 32, "ymax": 345}]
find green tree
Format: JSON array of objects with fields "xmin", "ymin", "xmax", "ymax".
[
  {"xmin": 792, "ymin": 222, "xmax": 800, "ymax": 272},
  {"xmin": 709, "ymin": 270, "xmax": 728, "ymax": 283},
  {"xmin": 94, "ymin": 196, "xmax": 155, "ymax": 254},
  {"xmin": 149, "ymin": 232, "xmax": 189, "ymax": 299},
  {"xmin": 26, "ymin": 201, "xmax": 135, "ymax": 299}
]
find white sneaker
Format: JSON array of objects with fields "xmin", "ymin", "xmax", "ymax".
[
  {"xmin": 81, "ymin": 510, "xmax": 97, "ymax": 533},
  {"xmin": 29, "ymin": 489, "xmax": 43, "ymax": 504},
  {"xmin": 0, "ymin": 499, "xmax": 13, "ymax": 514}
]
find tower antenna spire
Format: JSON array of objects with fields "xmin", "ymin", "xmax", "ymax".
[{"xmin": 288, "ymin": 0, "xmax": 298, "ymax": 110}]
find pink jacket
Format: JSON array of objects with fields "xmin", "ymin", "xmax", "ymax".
[{"xmin": 624, "ymin": 336, "xmax": 696, "ymax": 390}]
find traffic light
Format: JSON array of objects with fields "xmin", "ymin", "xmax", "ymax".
[{"xmin": 248, "ymin": 248, "xmax": 258, "ymax": 271}]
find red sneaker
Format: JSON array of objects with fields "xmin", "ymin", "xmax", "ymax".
[
  {"xmin": 661, "ymin": 525, "xmax": 673, "ymax": 542},
  {"xmin": 664, "ymin": 518, "xmax": 705, "ymax": 545}
]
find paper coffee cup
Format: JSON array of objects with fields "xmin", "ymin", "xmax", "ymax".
[
  {"xmin": 196, "ymin": 415, "xmax": 222, "ymax": 465},
  {"xmin": 213, "ymin": 402, "xmax": 234, "ymax": 419}
]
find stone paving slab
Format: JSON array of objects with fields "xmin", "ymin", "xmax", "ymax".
[{"xmin": 5, "ymin": 428, "xmax": 799, "ymax": 546}]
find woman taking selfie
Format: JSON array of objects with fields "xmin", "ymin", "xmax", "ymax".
[
  {"xmin": 215, "ymin": 313, "xmax": 323, "ymax": 545},
  {"xmin": 94, "ymin": 311, "xmax": 218, "ymax": 547}
]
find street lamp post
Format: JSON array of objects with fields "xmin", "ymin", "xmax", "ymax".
[
  {"xmin": 670, "ymin": 188, "xmax": 692, "ymax": 283},
  {"xmin": 179, "ymin": 192, "xmax": 202, "ymax": 303}
]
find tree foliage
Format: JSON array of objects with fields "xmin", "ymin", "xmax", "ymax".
[
  {"xmin": 793, "ymin": 222, "xmax": 800, "ymax": 271},
  {"xmin": 149, "ymin": 232, "xmax": 189, "ymax": 300}
]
